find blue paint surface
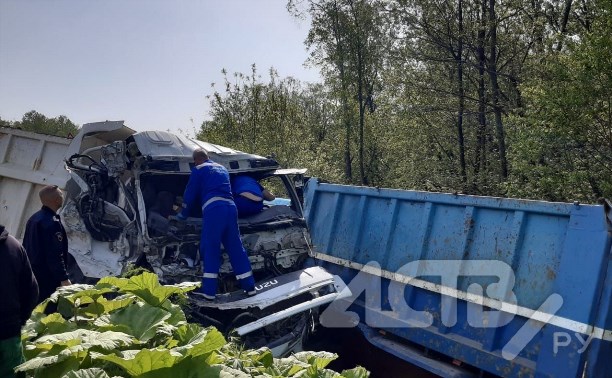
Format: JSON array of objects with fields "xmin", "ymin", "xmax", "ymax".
[{"xmin": 304, "ymin": 179, "xmax": 612, "ymax": 378}]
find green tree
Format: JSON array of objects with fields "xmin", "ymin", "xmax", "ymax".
[
  {"xmin": 198, "ymin": 66, "xmax": 345, "ymax": 182},
  {"xmin": 4, "ymin": 110, "xmax": 79, "ymax": 137},
  {"xmin": 507, "ymin": 0, "xmax": 611, "ymax": 201},
  {"xmin": 290, "ymin": 0, "xmax": 388, "ymax": 185},
  {"xmin": 200, "ymin": 0, "xmax": 607, "ymax": 203}
]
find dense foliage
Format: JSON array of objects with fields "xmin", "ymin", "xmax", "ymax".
[
  {"xmin": 18, "ymin": 272, "xmax": 368, "ymax": 378},
  {"xmin": 0, "ymin": 110, "xmax": 79, "ymax": 138},
  {"xmin": 199, "ymin": 0, "xmax": 611, "ymax": 203},
  {"xmin": 3, "ymin": 0, "xmax": 609, "ymax": 203}
]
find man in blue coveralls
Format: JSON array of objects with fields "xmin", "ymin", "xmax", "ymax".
[
  {"xmin": 178, "ymin": 148, "xmax": 256, "ymax": 300},
  {"xmin": 232, "ymin": 175, "xmax": 275, "ymax": 217}
]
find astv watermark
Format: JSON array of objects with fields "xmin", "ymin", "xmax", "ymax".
[{"xmin": 317, "ymin": 259, "xmax": 593, "ymax": 361}]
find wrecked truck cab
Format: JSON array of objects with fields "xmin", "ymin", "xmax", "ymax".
[
  {"xmin": 62, "ymin": 121, "xmax": 311, "ymax": 289},
  {"xmin": 1, "ymin": 123, "xmax": 347, "ymax": 358}
]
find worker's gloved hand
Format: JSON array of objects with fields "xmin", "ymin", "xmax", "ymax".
[{"xmin": 175, "ymin": 213, "xmax": 188, "ymax": 221}]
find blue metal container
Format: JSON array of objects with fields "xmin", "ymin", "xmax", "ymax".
[{"xmin": 304, "ymin": 179, "xmax": 612, "ymax": 378}]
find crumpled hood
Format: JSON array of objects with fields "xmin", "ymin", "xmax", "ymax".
[{"xmin": 0, "ymin": 225, "xmax": 7, "ymax": 242}]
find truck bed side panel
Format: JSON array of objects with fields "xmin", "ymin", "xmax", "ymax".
[
  {"xmin": 0, "ymin": 127, "xmax": 70, "ymax": 238},
  {"xmin": 304, "ymin": 179, "xmax": 612, "ymax": 378}
]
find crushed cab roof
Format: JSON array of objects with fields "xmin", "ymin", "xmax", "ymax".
[{"xmin": 70, "ymin": 121, "xmax": 280, "ymax": 172}]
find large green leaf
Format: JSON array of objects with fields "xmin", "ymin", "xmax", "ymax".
[
  {"xmin": 96, "ymin": 276, "xmax": 129, "ymax": 290},
  {"xmin": 119, "ymin": 272, "xmax": 195, "ymax": 307},
  {"xmin": 33, "ymin": 354, "xmax": 82, "ymax": 378},
  {"xmin": 339, "ymin": 367, "xmax": 369, "ymax": 378},
  {"xmin": 292, "ymin": 351, "xmax": 338, "ymax": 370},
  {"xmin": 211, "ymin": 365, "xmax": 251, "ymax": 378},
  {"xmin": 19, "ymin": 272, "xmax": 370, "ymax": 378},
  {"xmin": 265, "ymin": 355, "xmax": 310, "ymax": 377},
  {"xmin": 295, "ymin": 367, "xmax": 335, "ymax": 378},
  {"xmin": 165, "ymin": 281, "xmax": 200, "ymax": 292},
  {"xmin": 95, "ymin": 348, "xmax": 179, "ymax": 376},
  {"xmin": 32, "ymin": 301, "xmax": 49, "ymax": 315},
  {"xmin": 99, "ymin": 297, "xmax": 135, "ymax": 315},
  {"xmin": 34, "ymin": 330, "xmax": 134, "ymax": 352},
  {"xmin": 16, "ymin": 349, "xmax": 69, "ymax": 371},
  {"xmin": 61, "ymin": 368, "xmax": 111, "ymax": 378},
  {"xmin": 293, "ymin": 366, "xmax": 369, "ymax": 378},
  {"xmin": 50, "ymin": 284, "xmax": 99, "ymax": 317},
  {"xmin": 94, "ymin": 272, "xmax": 196, "ymax": 310},
  {"xmin": 246, "ymin": 347, "xmax": 274, "ymax": 368},
  {"xmin": 162, "ymin": 301, "xmax": 187, "ymax": 326},
  {"xmin": 173, "ymin": 323, "xmax": 205, "ymax": 346},
  {"xmin": 16, "ymin": 346, "xmax": 86, "ymax": 374},
  {"xmin": 70, "ymin": 288, "xmax": 115, "ymax": 302},
  {"xmin": 50, "ymin": 284, "xmax": 96, "ymax": 299},
  {"xmin": 22, "ymin": 312, "xmax": 76, "ymax": 343},
  {"xmin": 40, "ymin": 313, "xmax": 77, "ymax": 335},
  {"xmin": 135, "ymin": 357, "xmax": 249, "ymax": 378},
  {"xmin": 95, "ymin": 301, "xmax": 171, "ymax": 342},
  {"xmin": 297, "ymin": 367, "xmax": 340, "ymax": 378},
  {"xmin": 171, "ymin": 327, "xmax": 226, "ymax": 358},
  {"xmin": 186, "ymin": 329, "xmax": 225, "ymax": 358},
  {"xmin": 57, "ymin": 295, "xmax": 77, "ymax": 319}
]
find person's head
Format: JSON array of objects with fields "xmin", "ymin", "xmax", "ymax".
[
  {"xmin": 192, "ymin": 149, "xmax": 209, "ymax": 165},
  {"xmin": 39, "ymin": 185, "xmax": 64, "ymax": 212}
]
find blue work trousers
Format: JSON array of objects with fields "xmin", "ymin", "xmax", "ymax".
[
  {"xmin": 200, "ymin": 201, "xmax": 255, "ymax": 298},
  {"xmin": 234, "ymin": 195, "xmax": 264, "ymax": 217}
]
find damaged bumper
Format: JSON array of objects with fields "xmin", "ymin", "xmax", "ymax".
[{"xmin": 187, "ymin": 266, "xmax": 350, "ymax": 357}]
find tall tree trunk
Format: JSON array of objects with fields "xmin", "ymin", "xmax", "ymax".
[
  {"xmin": 456, "ymin": 0, "xmax": 467, "ymax": 185},
  {"xmin": 556, "ymin": 0, "xmax": 573, "ymax": 51},
  {"xmin": 349, "ymin": 0, "xmax": 368, "ymax": 185},
  {"xmin": 475, "ymin": 0, "xmax": 488, "ymax": 183},
  {"xmin": 358, "ymin": 80, "xmax": 367, "ymax": 185},
  {"xmin": 488, "ymin": 0, "xmax": 509, "ymax": 179},
  {"xmin": 343, "ymin": 90, "xmax": 352, "ymax": 182},
  {"xmin": 251, "ymin": 69, "xmax": 259, "ymax": 152},
  {"xmin": 331, "ymin": 0, "xmax": 352, "ymax": 181}
]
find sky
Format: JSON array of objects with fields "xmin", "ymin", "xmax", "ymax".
[{"xmin": 0, "ymin": 0, "xmax": 319, "ymax": 133}]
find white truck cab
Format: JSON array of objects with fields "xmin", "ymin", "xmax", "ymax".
[
  {"xmin": 62, "ymin": 121, "xmax": 310, "ymax": 289},
  {"xmin": 1, "ymin": 121, "xmax": 310, "ymax": 288},
  {"xmin": 0, "ymin": 122, "xmax": 347, "ymax": 357}
]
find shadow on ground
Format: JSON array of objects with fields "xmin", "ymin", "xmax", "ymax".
[{"xmin": 304, "ymin": 326, "xmax": 439, "ymax": 378}]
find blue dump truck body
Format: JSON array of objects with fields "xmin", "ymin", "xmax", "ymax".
[{"xmin": 303, "ymin": 179, "xmax": 612, "ymax": 377}]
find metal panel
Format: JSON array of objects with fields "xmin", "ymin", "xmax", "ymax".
[
  {"xmin": 304, "ymin": 179, "xmax": 612, "ymax": 378},
  {"xmin": 0, "ymin": 127, "xmax": 71, "ymax": 238}
]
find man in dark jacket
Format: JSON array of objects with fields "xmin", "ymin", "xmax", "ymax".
[
  {"xmin": 0, "ymin": 224, "xmax": 39, "ymax": 378},
  {"xmin": 23, "ymin": 185, "xmax": 71, "ymax": 303}
]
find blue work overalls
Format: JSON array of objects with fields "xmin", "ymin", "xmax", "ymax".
[
  {"xmin": 180, "ymin": 160, "xmax": 255, "ymax": 299},
  {"xmin": 231, "ymin": 175, "xmax": 265, "ymax": 217}
]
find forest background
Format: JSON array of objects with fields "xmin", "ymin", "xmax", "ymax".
[{"xmin": 3, "ymin": 0, "xmax": 611, "ymax": 203}]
